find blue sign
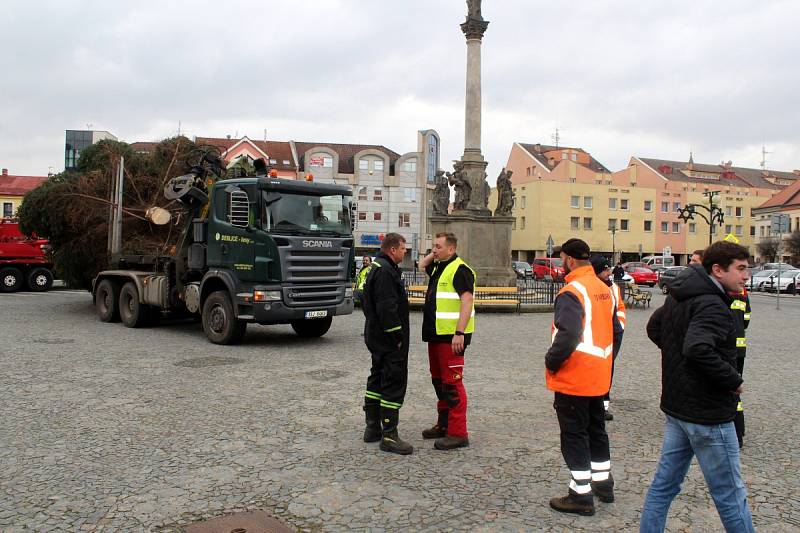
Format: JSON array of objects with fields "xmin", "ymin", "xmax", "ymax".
[{"xmin": 360, "ymin": 234, "xmax": 384, "ymax": 246}]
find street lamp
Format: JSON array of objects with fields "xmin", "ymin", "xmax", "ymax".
[
  {"xmin": 609, "ymin": 221, "xmax": 617, "ymax": 263},
  {"xmin": 677, "ymin": 190, "xmax": 725, "ymax": 245}
]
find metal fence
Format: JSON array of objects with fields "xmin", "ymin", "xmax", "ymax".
[{"xmin": 400, "ymin": 271, "xmax": 564, "ymax": 306}]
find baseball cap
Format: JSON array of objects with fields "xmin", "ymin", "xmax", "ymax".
[
  {"xmin": 553, "ymin": 238, "xmax": 591, "ymax": 260},
  {"xmin": 590, "ymin": 254, "xmax": 612, "ymax": 274}
]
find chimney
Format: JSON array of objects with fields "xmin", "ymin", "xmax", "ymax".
[{"xmin": 1, "ymin": 168, "xmax": 7, "ymax": 176}]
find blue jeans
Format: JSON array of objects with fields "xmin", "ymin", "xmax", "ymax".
[{"xmin": 640, "ymin": 415, "xmax": 754, "ymax": 533}]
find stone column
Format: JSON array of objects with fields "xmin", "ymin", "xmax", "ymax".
[{"xmin": 459, "ymin": 16, "xmax": 490, "ymax": 214}]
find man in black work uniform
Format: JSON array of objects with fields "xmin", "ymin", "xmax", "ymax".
[{"xmin": 360, "ymin": 233, "xmax": 413, "ymax": 455}]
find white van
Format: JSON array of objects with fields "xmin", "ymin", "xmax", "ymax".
[{"xmin": 642, "ymin": 255, "xmax": 675, "ymax": 268}]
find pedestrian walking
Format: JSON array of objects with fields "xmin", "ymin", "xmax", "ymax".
[
  {"xmin": 590, "ymin": 255, "xmax": 626, "ymax": 421},
  {"xmin": 360, "ymin": 233, "xmax": 413, "ymax": 455},
  {"xmin": 640, "ymin": 241, "xmax": 755, "ymax": 533},
  {"xmin": 545, "ymin": 239, "xmax": 620, "ymax": 516},
  {"xmin": 354, "ymin": 256, "xmax": 374, "ymax": 304},
  {"xmin": 612, "ymin": 261, "xmax": 626, "ymax": 300},
  {"xmin": 418, "ymin": 232, "xmax": 475, "ymax": 451}
]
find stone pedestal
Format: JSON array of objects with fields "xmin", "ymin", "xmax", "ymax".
[{"xmin": 430, "ymin": 214, "xmax": 516, "ymax": 287}]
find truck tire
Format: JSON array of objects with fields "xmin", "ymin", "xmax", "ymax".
[
  {"xmin": 291, "ymin": 316, "xmax": 333, "ymax": 338},
  {"xmin": 0, "ymin": 267, "xmax": 24, "ymax": 292},
  {"xmin": 96, "ymin": 279, "xmax": 121, "ymax": 322},
  {"xmin": 119, "ymin": 282, "xmax": 151, "ymax": 328},
  {"xmin": 202, "ymin": 290, "xmax": 247, "ymax": 345},
  {"xmin": 26, "ymin": 267, "xmax": 54, "ymax": 292}
]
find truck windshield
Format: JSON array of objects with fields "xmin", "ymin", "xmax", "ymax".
[{"xmin": 262, "ymin": 191, "xmax": 351, "ymax": 236}]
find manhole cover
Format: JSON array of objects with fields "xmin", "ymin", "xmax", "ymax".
[
  {"xmin": 33, "ymin": 338, "xmax": 75, "ymax": 345},
  {"xmin": 184, "ymin": 510, "xmax": 293, "ymax": 533},
  {"xmin": 174, "ymin": 356, "xmax": 245, "ymax": 368},
  {"xmin": 304, "ymin": 368, "xmax": 348, "ymax": 380}
]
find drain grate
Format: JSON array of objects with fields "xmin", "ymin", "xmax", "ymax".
[
  {"xmin": 184, "ymin": 510, "xmax": 293, "ymax": 533},
  {"xmin": 174, "ymin": 356, "xmax": 245, "ymax": 368}
]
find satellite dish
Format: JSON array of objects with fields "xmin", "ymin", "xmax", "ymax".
[{"xmin": 145, "ymin": 207, "xmax": 171, "ymax": 225}]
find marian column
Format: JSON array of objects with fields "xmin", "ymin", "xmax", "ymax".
[{"xmin": 458, "ymin": 1, "xmax": 490, "ymax": 214}]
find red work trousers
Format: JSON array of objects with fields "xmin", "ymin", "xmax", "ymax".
[{"xmin": 428, "ymin": 342, "xmax": 468, "ymax": 438}]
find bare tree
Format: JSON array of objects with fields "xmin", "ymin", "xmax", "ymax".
[
  {"xmin": 785, "ymin": 229, "xmax": 800, "ymax": 262},
  {"xmin": 757, "ymin": 237, "xmax": 781, "ymax": 262}
]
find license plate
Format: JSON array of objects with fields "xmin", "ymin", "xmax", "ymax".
[{"xmin": 305, "ymin": 310, "xmax": 328, "ymax": 319}]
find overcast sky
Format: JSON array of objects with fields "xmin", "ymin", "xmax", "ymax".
[{"xmin": 2, "ymin": 0, "xmax": 798, "ymax": 182}]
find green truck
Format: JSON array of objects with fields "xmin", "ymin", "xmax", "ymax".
[{"xmin": 92, "ymin": 154, "xmax": 356, "ymax": 344}]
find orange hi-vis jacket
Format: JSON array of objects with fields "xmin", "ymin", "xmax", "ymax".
[
  {"xmin": 546, "ymin": 265, "xmax": 616, "ymax": 396},
  {"xmin": 611, "ymin": 281, "xmax": 626, "ymax": 331}
]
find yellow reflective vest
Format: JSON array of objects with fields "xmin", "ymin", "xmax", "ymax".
[{"xmin": 433, "ymin": 257, "xmax": 476, "ymax": 335}]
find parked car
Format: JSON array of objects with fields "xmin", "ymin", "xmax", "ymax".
[
  {"xmin": 642, "ymin": 255, "xmax": 676, "ymax": 268},
  {"xmin": 657, "ymin": 266, "xmax": 687, "ymax": 294},
  {"xmin": 624, "ymin": 265, "xmax": 659, "ymax": 287},
  {"xmin": 512, "ymin": 261, "xmax": 533, "ymax": 279},
  {"xmin": 762, "ymin": 270, "xmax": 800, "ymax": 294},
  {"xmin": 761, "ymin": 262, "xmax": 796, "ymax": 271},
  {"xmin": 750, "ymin": 269, "xmax": 779, "ymax": 291},
  {"xmin": 531, "ymin": 257, "xmax": 565, "ymax": 280}
]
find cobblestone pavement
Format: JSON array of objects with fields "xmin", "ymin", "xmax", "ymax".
[{"xmin": 1, "ymin": 289, "xmax": 798, "ymax": 532}]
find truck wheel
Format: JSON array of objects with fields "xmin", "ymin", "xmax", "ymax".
[
  {"xmin": 0, "ymin": 267, "xmax": 24, "ymax": 292},
  {"xmin": 291, "ymin": 316, "xmax": 333, "ymax": 338},
  {"xmin": 202, "ymin": 291, "xmax": 247, "ymax": 344},
  {"xmin": 119, "ymin": 282, "xmax": 150, "ymax": 328},
  {"xmin": 26, "ymin": 267, "xmax": 54, "ymax": 292},
  {"xmin": 96, "ymin": 279, "xmax": 121, "ymax": 322}
]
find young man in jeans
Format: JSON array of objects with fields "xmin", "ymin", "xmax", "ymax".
[{"xmin": 641, "ymin": 241, "xmax": 755, "ymax": 533}]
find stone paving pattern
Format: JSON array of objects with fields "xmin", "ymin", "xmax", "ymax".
[{"xmin": 1, "ymin": 290, "xmax": 798, "ymax": 532}]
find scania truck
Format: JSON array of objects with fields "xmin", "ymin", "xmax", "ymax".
[{"xmin": 92, "ymin": 151, "xmax": 356, "ymax": 344}]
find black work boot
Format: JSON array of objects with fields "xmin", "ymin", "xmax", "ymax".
[
  {"xmin": 592, "ymin": 474, "xmax": 615, "ymax": 503},
  {"xmin": 549, "ymin": 490, "xmax": 595, "ymax": 516},
  {"xmin": 422, "ymin": 409, "xmax": 448, "ymax": 439},
  {"xmin": 379, "ymin": 408, "xmax": 413, "ymax": 455},
  {"xmin": 434, "ymin": 435, "xmax": 469, "ymax": 450},
  {"xmin": 604, "ymin": 409, "xmax": 614, "ymax": 421},
  {"xmin": 363, "ymin": 403, "xmax": 382, "ymax": 443}
]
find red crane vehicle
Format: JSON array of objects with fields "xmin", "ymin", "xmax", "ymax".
[{"xmin": 0, "ymin": 218, "xmax": 54, "ymax": 292}]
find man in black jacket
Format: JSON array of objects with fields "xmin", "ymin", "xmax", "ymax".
[
  {"xmin": 361, "ymin": 233, "xmax": 413, "ymax": 455},
  {"xmin": 640, "ymin": 241, "xmax": 755, "ymax": 533}
]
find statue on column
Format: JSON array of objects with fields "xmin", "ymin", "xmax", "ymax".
[
  {"xmin": 482, "ymin": 172, "xmax": 490, "ymax": 210},
  {"xmin": 467, "ymin": 0, "xmax": 483, "ymax": 20},
  {"xmin": 494, "ymin": 167, "xmax": 515, "ymax": 217},
  {"xmin": 447, "ymin": 161, "xmax": 471, "ymax": 212},
  {"xmin": 432, "ymin": 170, "xmax": 451, "ymax": 216}
]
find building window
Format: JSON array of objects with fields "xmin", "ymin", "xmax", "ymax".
[
  {"xmin": 712, "ymin": 225, "xmax": 718, "ymax": 235},
  {"xmin": 398, "ymin": 212, "xmax": 411, "ymax": 227},
  {"xmin": 661, "ymin": 201, "xmax": 669, "ymax": 213},
  {"xmin": 357, "ymin": 186, "xmax": 367, "ymax": 201},
  {"xmin": 570, "ymin": 196, "xmax": 580, "ymax": 208},
  {"xmin": 521, "ymin": 196, "xmax": 526, "ymax": 208},
  {"xmin": 322, "ymin": 156, "xmax": 333, "ymax": 168},
  {"xmin": 725, "ymin": 224, "xmax": 732, "ymax": 234},
  {"xmin": 404, "ymin": 159, "xmax": 417, "ymax": 172},
  {"xmin": 562, "ymin": 153, "xmax": 568, "ymax": 160},
  {"xmin": 661, "ymin": 221, "xmax": 669, "ymax": 233},
  {"xmin": 735, "ymin": 225, "xmax": 742, "ymax": 236},
  {"xmin": 373, "ymin": 212, "xmax": 381, "ymax": 221},
  {"xmin": 621, "ymin": 199, "xmax": 629, "ymax": 210},
  {"xmin": 358, "ymin": 212, "xmax": 366, "ymax": 221},
  {"xmin": 359, "ymin": 159, "xmax": 369, "ymax": 170},
  {"xmin": 673, "ymin": 202, "xmax": 681, "ymax": 212},
  {"xmin": 725, "ymin": 206, "xmax": 732, "ymax": 217},
  {"xmin": 584, "ymin": 196, "xmax": 593, "ymax": 209},
  {"xmin": 3, "ymin": 202, "xmax": 12, "ymax": 218},
  {"xmin": 644, "ymin": 200, "xmax": 652, "ymax": 212},
  {"xmin": 608, "ymin": 219, "xmax": 617, "ymax": 231},
  {"xmin": 571, "ymin": 217, "xmax": 580, "ymax": 230},
  {"xmin": 621, "ymin": 219, "xmax": 629, "ymax": 231},
  {"xmin": 373, "ymin": 189, "xmax": 383, "ymax": 201},
  {"xmin": 571, "ymin": 153, "xmax": 577, "ymax": 161},
  {"xmin": 735, "ymin": 206, "xmax": 743, "ymax": 217},
  {"xmin": 672, "ymin": 222, "xmax": 680, "ymax": 233},
  {"xmin": 584, "ymin": 217, "xmax": 593, "ymax": 230},
  {"xmin": 608, "ymin": 198, "xmax": 617, "ymax": 210},
  {"xmin": 526, "ymin": 167, "xmax": 531, "ymax": 176},
  {"xmin": 689, "ymin": 223, "xmax": 696, "ymax": 234},
  {"xmin": 750, "ymin": 226, "xmax": 755, "ymax": 236},
  {"xmin": 644, "ymin": 220, "xmax": 652, "ymax": 232},
  {"xmin": 374, "ymin": 160, "xmax": 384, "ymax": 171},
  {"xmin": 403, "ymin": 188, "xmax": 417, "ymax": 202}
]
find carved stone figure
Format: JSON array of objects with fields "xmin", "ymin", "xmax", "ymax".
[
  {"xmin": 467, "ymin": 0, "xmax": 483, "ymax": 20},
  {"xmin": 432, "ymin": 170, "xmax": 451, "ymax": 216},
  {"xmin": 482, "ymin": 175, "xmax": 490, "ymax": 210},
  {"xmin": 494, "ymin": 167, "xmax": 515, "ymax": 217},
  {"xmin": 447, "ymin": 161, "xmax": 471, "ymax": 212}
]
